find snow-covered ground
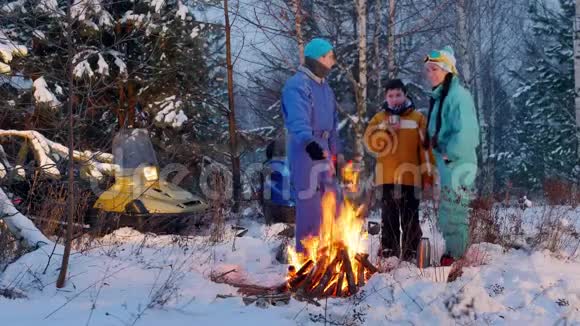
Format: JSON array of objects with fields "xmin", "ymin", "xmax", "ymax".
[{"xmin": 1, "ymin": 206, "xmax": 579, "ymax": 325}]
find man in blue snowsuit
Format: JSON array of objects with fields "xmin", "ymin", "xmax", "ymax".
[{"xmin": 281, "ymin": 38, "xmax": 341, "ymax": 253}]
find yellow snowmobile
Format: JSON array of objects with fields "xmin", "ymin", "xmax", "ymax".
[{"xmin": 91, "ymin": 128, "xmax": 208, "ymax": 233}]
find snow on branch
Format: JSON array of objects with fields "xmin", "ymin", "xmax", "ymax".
[
  {"xmin": 0, "ymin": 129, "xmax": 116, "ymax": 181},
  {"xmin": 0, "ymin": 187, "xmax": 52, "ymax": 248},
  {"xmin": 33, "ymin": 77, "xmax": 61, "ymax": 109},
  {"xmin": 36, "ymin": 0, "xmax": 64, "ymax": 17},
  {"xmin": 152, "ymin": 96, "xmax": 189, "ymax": 128},
  {"xmin": 1, "ymin": 0, "xmax": 26, "ymax": 13},
  {"xmin": 0, "ymin": 30, "xmax": 28, "ymax": 75},
  {"xmin": 0, "ymin": 129, "xmax": 117, "ymax": 250}
]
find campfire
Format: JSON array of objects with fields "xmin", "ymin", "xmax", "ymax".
[
  {"xmin": 212, "ymin": 164, "xmax": 377, "ymax": 305},
  {"xmin": 286, "ymin": 189, "xmax": 378, "ymax": 298}
]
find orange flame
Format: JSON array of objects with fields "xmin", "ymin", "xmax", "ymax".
[{"xmin": 287, "ymin": 165, "xmax": 368, "ymax": 293}]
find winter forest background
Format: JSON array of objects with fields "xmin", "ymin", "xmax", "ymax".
[
  {"xmin": 1, "ymin": 0, "xmax": 580, "ymax": 324},
  {"xmin": 1, "ymin": 0, "xmax": 579, "ymax": 204}
]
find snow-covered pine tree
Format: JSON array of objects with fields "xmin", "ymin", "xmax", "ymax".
[
  {"xmin": 512, "ymin": 0, "xmax": 578, "ymax": 189},
  {"xmin": 0, "ymin": 0, "xmax": 222, "ymax": 151}
]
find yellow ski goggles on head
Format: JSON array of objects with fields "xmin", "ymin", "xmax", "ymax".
[
  {"xmin": 424, "ymin": 50, "xmax": 458, "ymax": 74},
  {"xmin": 424, "ymin": 50, "xmax": 444, "ymax": 63}
]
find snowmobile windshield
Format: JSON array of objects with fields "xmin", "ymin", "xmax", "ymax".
[{"xmin": 113, "ymin": 128, "xmax": 159, "ymax": 176}]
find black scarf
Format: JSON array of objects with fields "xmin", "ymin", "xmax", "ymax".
[
  {"xmin": 382, "ymin": 98, "xmax": 414, "ymax": 116},
  {"xmin": 304, "ymin": 57, "xmax": 331, "ymax": 79}
]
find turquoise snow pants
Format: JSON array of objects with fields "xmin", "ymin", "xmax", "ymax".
[{"xmin": 435, "ymin": 153, "xmax": 478, "ymax": 258}]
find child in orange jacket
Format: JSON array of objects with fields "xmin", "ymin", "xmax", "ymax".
[{"xmin": 364, "ymin": 79, "xmax": 435, "ymax": 260}]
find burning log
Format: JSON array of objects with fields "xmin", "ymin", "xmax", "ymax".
[
  {"xmin": 288, "ymin": 261, "xmax": 313, "ymax": 289},
  {"xmin": 340, "ymin": 249, "xmax": 357, "ymax": 296},
  {"xmin": 335, "ymin": 272, "xmax": 345, "ymax": 297},
  {"xmin": 356, "ymin": 263, "xmax": 365, "ymax": 287},
  {"xmin": 284, "ymin": 188, "xmax": 376, "ymax": 299},
  {"xmin": 355, "ymin": 253, "xmax": 378, "ymax": 274},
  {"xmin": 296, "ymin": 260, "xmax": 314, "ymax": 276},
  {"xmin": 322, "ymin": 276, "xmax": 339, "ymax": 297},
  {"xmin": 310, "ymin": 254, "xmax": 343, "ymax": 297},
  {"xmin": 286, "ymin": 244, "xmax": 379, "ymax": 298},
  {"xmin": 295, "ymin": 255, "xmax": 328, "ymax": 296},
  {"xmin": 288, "ymin": 265, "xmax": 296, "ymax": 279}
]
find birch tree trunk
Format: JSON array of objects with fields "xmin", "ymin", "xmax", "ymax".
[
  {"xmin": 373, "ymin": 0, "xmax": 382, "ymax": 103},
  {"xmin": 386, "ymin": 0, "xmax": 396, "ymax": 79},
  {"xmin": 486, "ymin": 0, "xmax": 498, "ymax": 194},
  {"xmin": 456, "ymin": 0, "xmax": 472, "ymax": 87},
  {"xmin": 293, "ymin": 0, "xmax": 305, "ymax": 65},
  {"xmin": 475, "ymin": 0, "xmax": 487, "ymax": 180},
  {"xmin": 575, "ymin": 0, "xmax": 580, "ymax": 159},
  {"xmin": 354, "ymin": 0, "xmax": 368, "ymax": 158}
]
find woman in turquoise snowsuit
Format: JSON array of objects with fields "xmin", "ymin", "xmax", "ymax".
[
  {"xmin": 424, "ymin": 46, "xmax": 480, "ymax": 262},
  {"xmin": 281, "ymin": 39, "xmax": 341, "ymax": 253}
]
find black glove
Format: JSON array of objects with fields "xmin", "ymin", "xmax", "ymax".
[
  {"xmin": 305, "ymin": 141, "xmax": 325, "ymax": 160},
  {"xmin": 443, "ymin": 155, "xmax": 453, "ymax": 165}
]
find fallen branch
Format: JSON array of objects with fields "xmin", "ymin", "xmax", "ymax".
[
  {"xmin": 210, "ymin": 269, "xmax": 237, "ymax": 283},
  {"xmin": 0, "ymin": 186, "xmax": 52, "ymax": 248},
  {"xmin": 242, "ymin": 292, "xmax": 291, "ymax": 306}
]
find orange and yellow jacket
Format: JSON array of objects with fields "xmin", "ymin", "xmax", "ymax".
[{"xmin": 364, "ymin": 105, "xmax": 435, "ymax": 189}]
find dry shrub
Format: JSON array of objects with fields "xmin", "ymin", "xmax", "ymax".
[
  {"xmin": 26, "ymin": 181, "xmax": 91, "ymax": 237},
  {"xmin": 469, "ymin": 195, "xmax": 499, "ymax": 245},
  {"xmin": 531, "ymin": 206, "xmax": 579, "ymax": 254},
  {"xmin": 543, "ymin": 178, "xmax": 579, "ymax": 206},
  {"xmin": 470, "ymin": 196, "xmax": 494, "ymax": 211},
  {"xmin": 469, "ymin": 195, "xmax": 524, "ymax": 249}
]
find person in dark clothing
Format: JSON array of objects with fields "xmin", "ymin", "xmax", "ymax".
[
  {"xmin": 364, "ymin": 79, "xmax": 435, "ymax": 260},
  {"xmin": 380, "ymin": 184, "xmax": 422, "ymax": 260}
]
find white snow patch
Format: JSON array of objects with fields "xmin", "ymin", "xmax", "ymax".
[
  {"xmin": 54, "ymin": 84, "xmax": 63, "ymax": 95},
  {"xmin": 109, "ymin": 50, "xmax": 127, "ymax": 77},
  {"xmin": 122, "ymin": 11, "xmax": 147, "ymax": 27},
  {"xmin": 153, "ymin": 96, "xmax": 188, "ymax": 128},
  {"xmin": 0, "ymin": 188, "xmax": 52, "ymax": 248},
  {"xmin": 96, "ymin": 53, "xmax": 109, "ymax": 76},
  {"xmin": 71, "ymin": 0, "xmax": 96, "ymax": 21},
  {"xmin": 82, "ymin": 20, "xmax": 99, "ymax": 31},
  {"xmin": 0, "ymin": 207, "xmax": 579, "ymax": 325},
  {"xmin": 338, "ymin": 117, "xmax": 349, "ymax": 130},
  {"xmin": 32, "ymin": 30, "xmax": 46, "ymax": 40},
  {"xmin": 1, "ymin": 0, "xmax": 26, "ymax": 13},
  {"xmin": 71, "ymin": 0, "xmax": 111, "ymax": 27},
  {"xmin": 36, "ymin": 0, "xmax": 62, "ymax": 16},
  {"xmin": 73, "ymin": 59, "xmax": 94, "ymax": 79},
  {"xmin": 0, "ymin": 31, "xmax": 28, "ymax": 64},
  {"xmin": 149, "ymin": 0, "xmax": 165, "ymax": 13},
  {"xmin": 176, "ymin": 0, "xmax": 188, "ymax": 20},
  {"xmin": 98, "ymin": 10, "xmax": 114, "ymax": 27},
  {"xmin": 190, "ymin": 26, "xmax": 201, "ymax": 39},
  {"xmin": 32, "ymin": 77, "xmax": 61, "ymax": 108}
]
